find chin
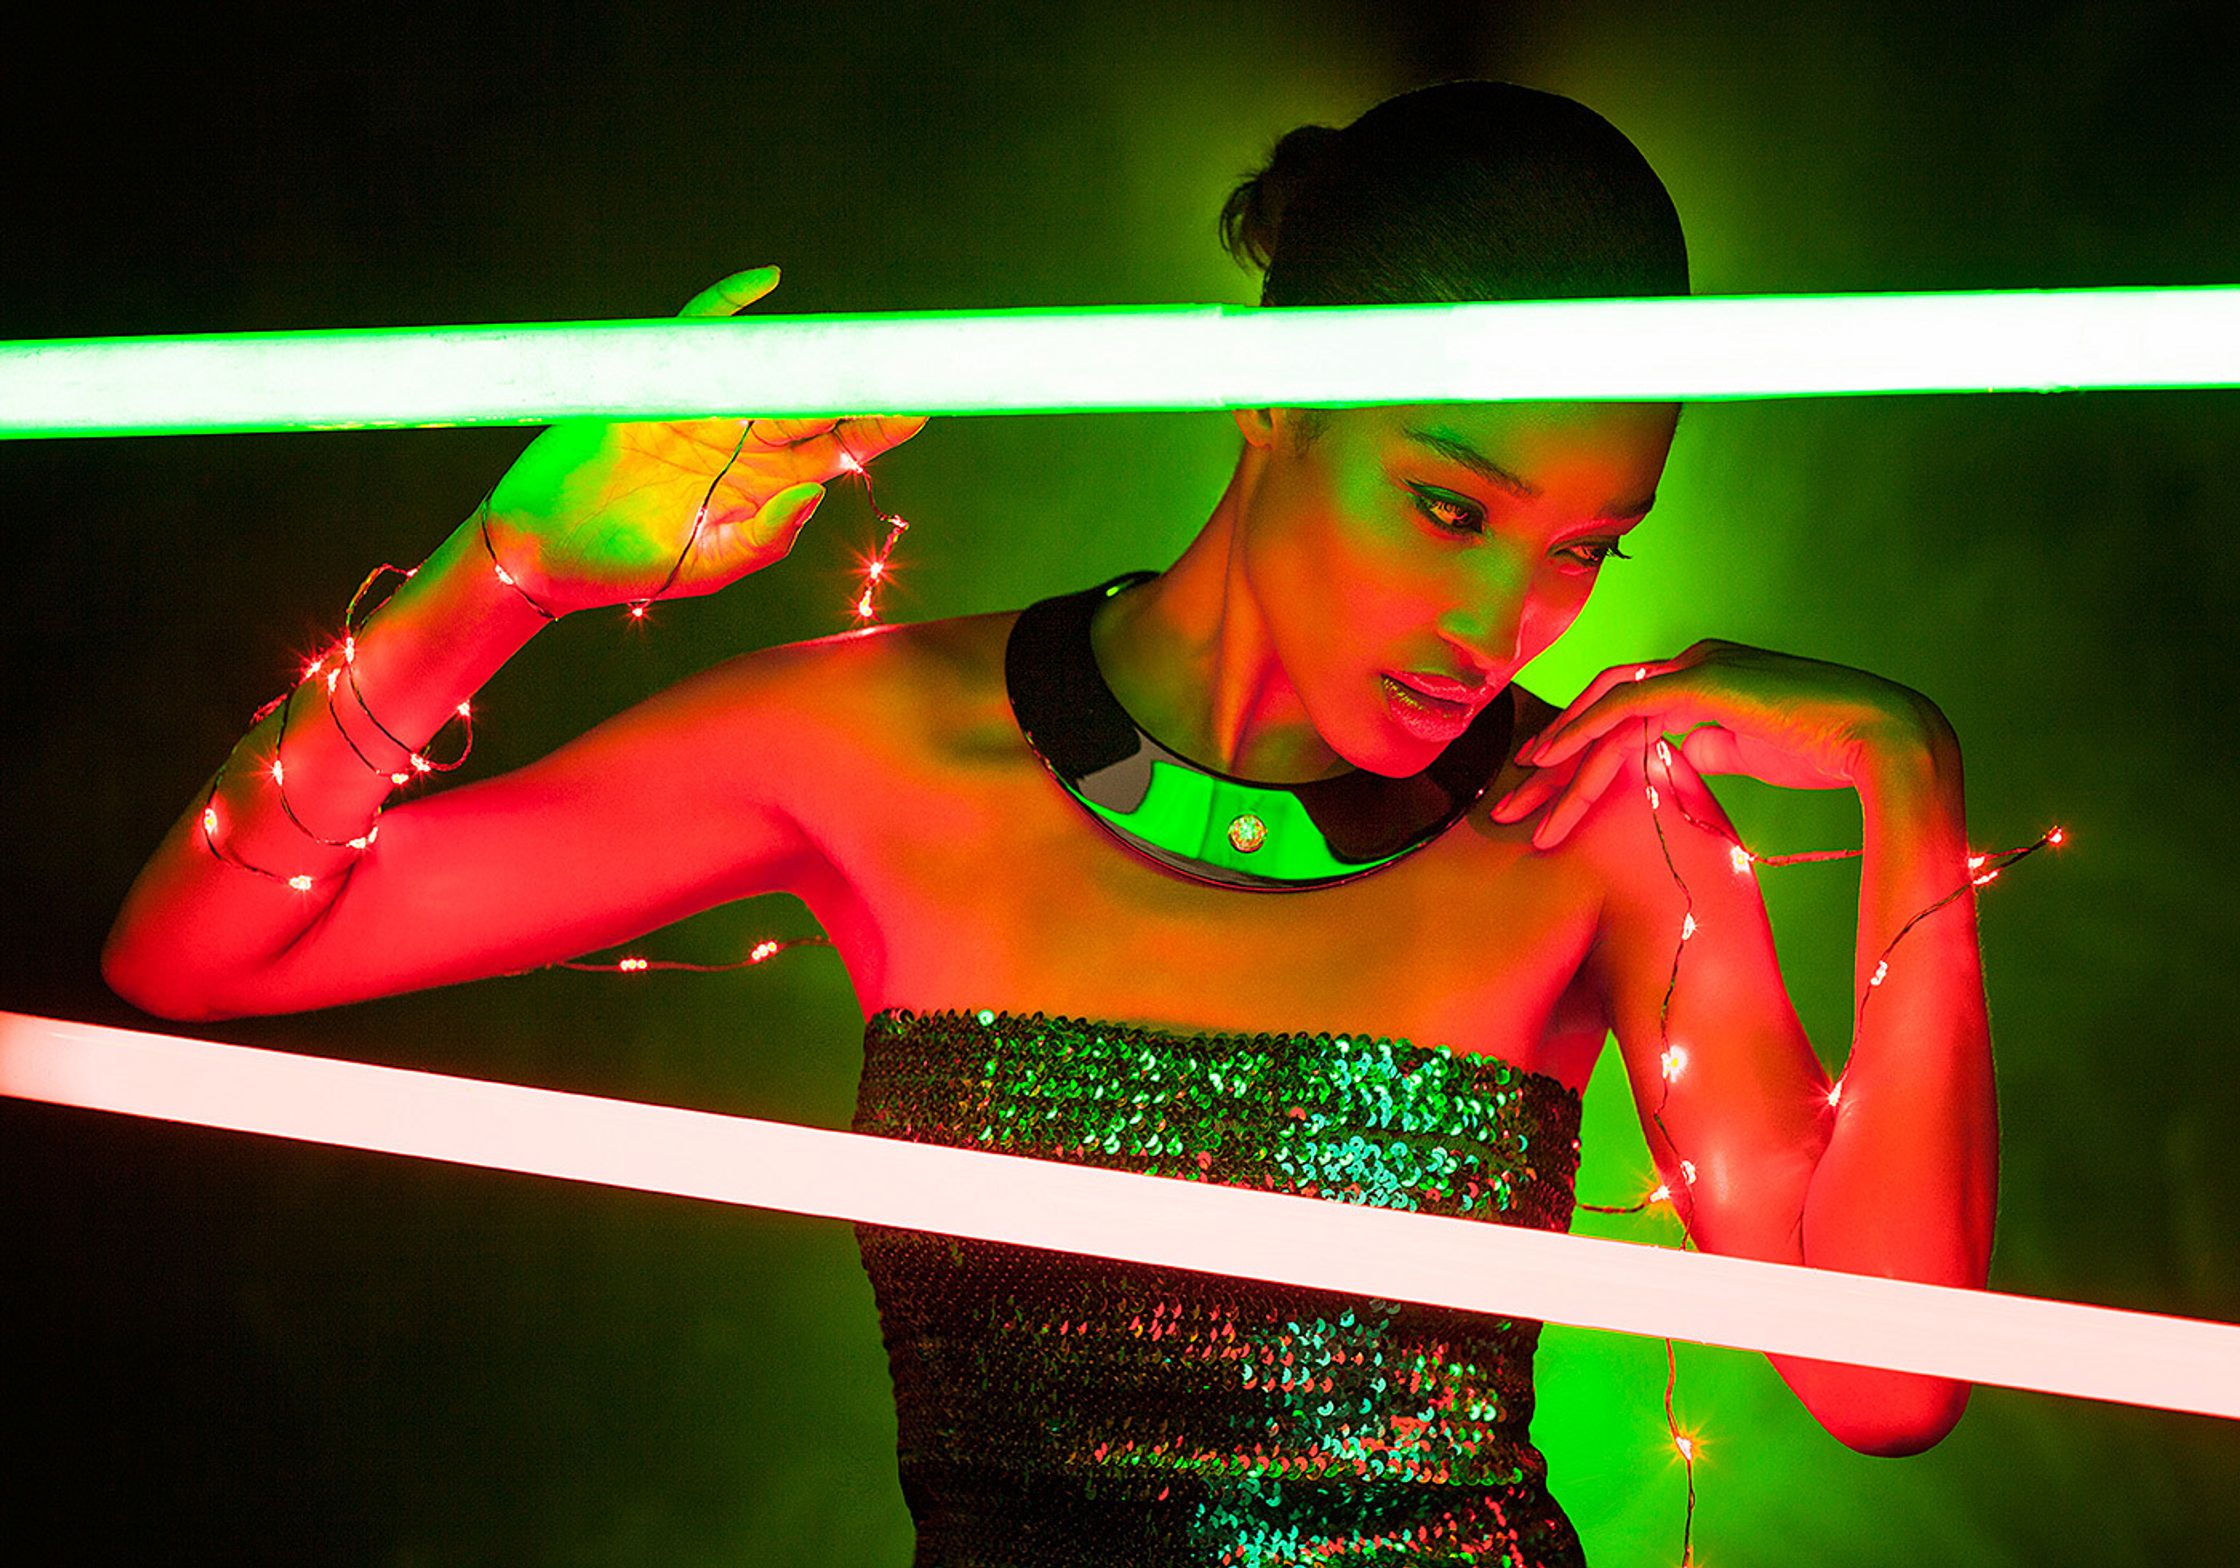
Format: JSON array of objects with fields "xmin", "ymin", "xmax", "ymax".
[{"xmin": 1351, "ymin": 730, "xmax": 1441, "ymax": 778}]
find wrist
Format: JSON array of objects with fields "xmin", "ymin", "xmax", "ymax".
[{"xmin": 1855, "ymin": 697, "xmax": 1966, "ymax": 832}]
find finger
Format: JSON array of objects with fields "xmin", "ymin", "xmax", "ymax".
[
  {"xmin": 1534, "ymin": 725, "xmax": 1638, "ymax": 850},
  {"xmin": 1527, "ymin": 671, "xmax": 1711, "ymax": 772},
  {"xmin": 836, "ymin": 413, "xmax": 931, "ymax": 460},
  {"xmin": 678, "ymin": 266, "xmax": 782, "ymax": 318},
  {"xmin": 1678, "ymin": 723, "xmax": 1746, "ymax": 776},
  {"xmin": 1521, "ymin": 660, "xmax": 1674, "ymax": 764},
  {"xmin": 690, "ymin": 480, "xmax": 826, "ymax": 585},
  {"xmin": 745, "ymin": 416, "xmax": 841, "ymax": 448},
  {"xmin": 1488, "ymin": 764, "xmax": 1562, "ymax": 824}
]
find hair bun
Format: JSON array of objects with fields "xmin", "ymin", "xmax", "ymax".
[{"xmin": 1219, "ymin": 123, "xmax": 1345, "ymax": 275}]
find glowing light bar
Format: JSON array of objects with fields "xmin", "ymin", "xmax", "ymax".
[
  {"xmin": 4, "ymin": 287, "xmax": 2238, "ymax": 439},
  {"xmin": 5, "ymin": 1011, "xmax": 2236, "ymax": 1420}
]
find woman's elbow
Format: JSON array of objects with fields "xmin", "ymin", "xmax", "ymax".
[
  {"xmin": 99, "ymin": 936, "xmax": 229, "ymax": 1024},
  {"xmin": 1823, "ymin": 1377, "xmax": 1972, "ymax": 1457}
]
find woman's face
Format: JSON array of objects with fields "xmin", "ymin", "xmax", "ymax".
[{"xmin": 1238, "ymin": 399, "xmax": 1679, "ymax": 776}]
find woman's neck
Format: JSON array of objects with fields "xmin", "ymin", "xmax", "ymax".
[{"xmin": 1087, "ymin": 453, "xmax": 1351, "ymax": 783}]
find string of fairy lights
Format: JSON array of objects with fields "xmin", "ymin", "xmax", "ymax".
[{"xmin": 192, "ymin": 427, "xmax": 2058, "ymax": 1568}]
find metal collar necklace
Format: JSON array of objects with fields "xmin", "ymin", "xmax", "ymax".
[{"xmin": 1004, "ymin": 569, "xmax": 1515, "ymax": 893}]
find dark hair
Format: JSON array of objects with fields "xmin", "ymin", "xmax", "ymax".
[{"xmin": 1220, "ymin": 80, "xmax": 1689, "ymax": 309}]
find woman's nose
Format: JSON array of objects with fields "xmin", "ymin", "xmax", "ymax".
[{"xmin": 1439, "ymin": 565, "xmax": 1529, "ymax": 674}]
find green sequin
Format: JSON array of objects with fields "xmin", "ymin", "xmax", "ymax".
[{"xmin": 853, "ymin": 1007, "xmax": 1587, "ymax": 1566}]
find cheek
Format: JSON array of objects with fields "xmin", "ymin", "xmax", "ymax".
[
  {"xmin": 1243, "ymin": 483, "xmax": 1394, "ymax": 649},
  {"xmin": 1515, "ymin": 578, "xmax": 1593, "ymax": 663}
]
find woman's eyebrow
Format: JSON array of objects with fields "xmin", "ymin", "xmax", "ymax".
[{"xmin": 1401, "ymin": 425, "xmax": 1656, "ymax": 520}]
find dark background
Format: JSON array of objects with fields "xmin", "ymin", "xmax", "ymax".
[{"xmin": 5, "ymin": 2, "xmax": 2239, "ymax": 1563}]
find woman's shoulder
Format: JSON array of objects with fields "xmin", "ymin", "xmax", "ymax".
[
  {"xmin": 757, "ymin": 603, "xmax": 1016, "ymax": 704},
  {"xmin": 720, "ymin": 603, "xmax": 1022, "ymax": 784}
]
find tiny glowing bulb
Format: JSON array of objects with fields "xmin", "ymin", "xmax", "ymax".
[
  {"xmin": 1973, "ymin": 868, "xmax": 1999, "ymax": 886},
  {"xmin": 367, "ymin": 824, "xmax": 379, "ymax": 844},
  {"xmin": 456, "ymin": 701, "xmax": 471, "ymax": 718},
  {"xmin": 629, "ymin": 604, "xmax": 648, "ymax": 620},
  {"xmin": 495, "ymin": 564, "xmax": 516, "ymax": 587},
  {"xmin": 1633, "ymin": 666, "xmax": 1648, "ymax": 682},
  {"xmin": 749, "ymin": 939, "xmax": 780, "ymax": 963},
  {"xmin": 1656, "ymin": 738, "xmax": 1674, "ymax": 770},
  {"xmin": 405, "ymin": 566, "xmax": 419, "ymax": 578},
  {"xmin": 1828, "ymin": 1079, "xmax": 1844, "ymax": 1108},
  {"xmin": 1646, "ymin": 783, "xmax": 1661, "ymax": 810},
  {"xmin": 348, "ymin": 835, "xmax": 370, "ymax": 851},
  {"xmin": 343, "ymin": 636, "xmax": 356, "ymax": 664},
  {"xmin": 1660, "ymin": 1044, "xmax": 1688, "ymax": 1081},
  {"xmin": 287, "ymin": 874, "xmax": 314, "ymax": 892},
  {"xmin": 410, "ymin": 754, "xmax": 432, "ymax": 773},
  {"xmin": 1674, "ymin": 1434, "xmax": 1695, "ymax": 1461},
  {"xmin": 269, "ymin": 760, "xmax": 286, "ymax": 786},
  {"xmin": 619, "ymin": 956, "xmax": 649, "ymax": 972},
  {"xmin": 1650, "ymin": 1183, "xmax": 1672, "ymax": 1204},
  {"xmin": 303, "ymin": 656, "xmax": 326, "ymax": 680},
  {"xmin": 326, "ymin": 669, "xmax": 340, "ymax": 693},
  {"xmin": 202, "ymin": 806, "xmax": 219, "ymax": 836},
  {"xmin": 856, "ymin": 593, "xmax": 875, "ymax": 618},
  {"xmin": 888, "ymin": 516, "xmax": 910, "ymax": 533},
  {"xmin": 866, "ymin": 560, "xmax": 884, "ymax": 579},
  {"xmin": 1680, "ymin": 912, "xmax": 1698, "ymax": 941},
  {"xmin": 839, "ymin": 453, "xmax": 864, "ymax": 474},
  {"xmin": 2049, "ymin": 826, "xmax": 2066, "ymax": 845},
  {"xmin": 1966, "ymin": 852, "xmax": 1986, "ymax": 870},
  {"xmin": 1729, "ymin": 844, "xmax": 1752, "ymax": 875},
  {"xmin": 1679, "ymin": 1159, "xmax": 1698, "ymax": 1186},
  {"xmin": 1869, "ymin": 959, "xmax": 1889, "ymax": 987},
  {"xmin": 390, "ymin": 772, "xmax": 410, "ymax": 786}
]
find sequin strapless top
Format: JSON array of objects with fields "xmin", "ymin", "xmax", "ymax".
[{"xmin": 852, "ymin": 1007, "xmax": 1588, "ymax": 1568}]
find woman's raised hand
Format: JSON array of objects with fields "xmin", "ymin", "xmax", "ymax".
[
  {"xmin": 480, "ymin": 267, "xmax": 928, "ymax": 616},
  {"xmin": 1489, "ymin": 639, "xmax": 1957, "ymax": 849}
]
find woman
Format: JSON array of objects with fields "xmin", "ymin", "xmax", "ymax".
[{"xmin": 102, "ymin": 80, "xmax": 1995, "ymax": 1567}]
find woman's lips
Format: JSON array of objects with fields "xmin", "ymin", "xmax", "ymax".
[{"xmin": 1382, "ymin": 673, "xmax": 1473, "ymax": 739}]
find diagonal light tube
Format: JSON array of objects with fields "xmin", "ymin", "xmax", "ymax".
[
  {"xmin": 3, "ymin": 287, "xmax": 2239, "ymax": 440},
  {"xmin": 3, "ymin": 1009, "xmax": 2235, "ymax": 1421}
]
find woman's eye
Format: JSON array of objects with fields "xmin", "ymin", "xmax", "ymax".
[
  {"xmin": 1411, "ymin": 489, "xmax": 1481, "ymax": 535},
  {"xmin": 1562, "ymin": 540, "xmax": 1632, "ymax": 569}
]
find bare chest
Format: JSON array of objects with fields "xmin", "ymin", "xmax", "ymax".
[{"xmin": 786, "ymin": 616, "xmax": 1609, "ymax": 1095}]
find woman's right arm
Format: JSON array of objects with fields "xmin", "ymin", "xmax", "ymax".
[{"xmin": 101, "ymin": 268, "xmax": 924, "ymax": 1022}]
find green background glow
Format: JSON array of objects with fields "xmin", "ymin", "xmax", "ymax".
[{"xmin": 3, "ymin": 3, "xmax": 2236, "ymax": 1564}]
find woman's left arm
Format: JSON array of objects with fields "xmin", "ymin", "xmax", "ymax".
[{"xmin": 1491, "ymin": 640, "xmax": 1997, "ymax": 1457}]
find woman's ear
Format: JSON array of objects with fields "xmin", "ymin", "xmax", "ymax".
[{"xmin": 1232, "ymin": 407, "xmax": 1279, "ymax": 450}]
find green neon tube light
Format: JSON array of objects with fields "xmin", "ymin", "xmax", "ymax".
[{"xmin": 3, "ymin": 286, "xmax": 2237, "ymax": 440}]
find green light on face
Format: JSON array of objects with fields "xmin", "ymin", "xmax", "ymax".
[{"xmin": 3, "ymin": 286, "xmax": 2237, "ymax": 440}]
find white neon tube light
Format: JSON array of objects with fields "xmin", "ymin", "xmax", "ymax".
[{"xmin": 3, "ymin": 1009, "xmax": 2234, "ymax": 1422}]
